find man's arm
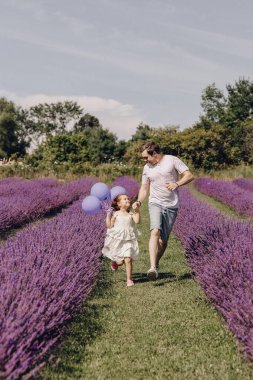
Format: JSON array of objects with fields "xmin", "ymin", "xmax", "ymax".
[
  {"xmin": 166, "ymin": 170, "xmax": 194, "ymax": 191},
  {"xmin": 132, "ymin": 183, "xmax": 150, "ymax": 209}
]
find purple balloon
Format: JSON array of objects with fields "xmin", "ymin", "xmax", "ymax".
[
  {"xmin": 90, "ymin": 182, "xmax": 110, "ymax": 201},
  {"xmin": 110, "ymin": 186, "xmax": 127, "ymax": 201},
  {"xmin": 82, "ymin": 195, "xmax": 101, "ymax": 215}
]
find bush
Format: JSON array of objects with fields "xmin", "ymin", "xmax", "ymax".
[{"xmin": 0, "ymin": 161, "xmax": 142, "ymax": 183}]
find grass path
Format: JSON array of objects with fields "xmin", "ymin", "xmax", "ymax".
[{"xmin": 43, "ymin": 200, "xmax": 253, "ymax": 380}]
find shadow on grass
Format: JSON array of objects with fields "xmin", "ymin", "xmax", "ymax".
[
  {"xmin": 177, "ymin": 272, "xmax": 193, "ymax": 281},
  {"xmin": 39, "ymin": 262, "xmax": 113, "ymax": 380},
  {"xmin": 132, "ymin": 271, "xmax": 193, "ymax": 286}
]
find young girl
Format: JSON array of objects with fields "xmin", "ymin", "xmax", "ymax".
[{"xmin": 102, "ymin": 194, "xmax": 140, "ymax": 287}]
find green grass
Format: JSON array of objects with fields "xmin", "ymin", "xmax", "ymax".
[
  {"xmin": 42, "ymin": 200, "xmax": 253, "ymax": 380},
  {"xmin": 195, "ymin": 164, "xmax": 253, "ymax": 180}
]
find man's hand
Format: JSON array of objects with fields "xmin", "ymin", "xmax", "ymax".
[
  {"xmin": 166, "ymin": 182, "xmax": 179, "ymax": 191},
  {"xmin": 132, "ymin": 201, "xmax": 141, "ymax": 210}
]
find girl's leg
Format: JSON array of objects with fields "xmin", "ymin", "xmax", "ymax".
[
  {"xmin": 124, "ymin": 257, "xmax": 132, "ymax": 281},
  {"xmin": 111, "ymin": 259, "xmax": 124, "ymax": 271}
]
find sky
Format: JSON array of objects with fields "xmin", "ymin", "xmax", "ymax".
[{"xmin": 0, "ymin": 0, "xmax": 253, "ymax": 140}]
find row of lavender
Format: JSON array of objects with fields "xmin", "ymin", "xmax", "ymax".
[
  {"xmin": 194, "ymin": 177, "xmax": 253, "ymax": 218},
  {"xmin": 174, "ymin": 188, "xmax": 253, "ymax": 359},
  {"xmin": 0, "ymin": 177, "xmax": 97, "ymax": 232},
  {"xmin": 0, "ymin": 177, "xmax": 59, "ymax": 195},
  {"xmin": 0, "ymin": 176, "xmax": 139, "ymax": 379},
  {"xmin": 233, "ymin": 178, "xmax": 253, "ymax": 192}
]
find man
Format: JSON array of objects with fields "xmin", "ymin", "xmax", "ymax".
[{"xmin": 132, "ymin": 141, "xmax": 194, "ymax": 280}]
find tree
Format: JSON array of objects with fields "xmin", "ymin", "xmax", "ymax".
[
  {"xmin": 0, "ymin": 98, "xmax": 30, "ymax": 158},
  {"xmin": 0, "ymin": 97, "xmax": 17, "ymax": 114},
  {"xmin": 114, "ymin": 139, "xmax": 128, "ymax": 161},
  {"xmin": 28, "ymin": 126, "xmax": 119, "ymax": 166},
  {"xmin": 226, "ymin": 78, "xmax": 253, "ymax": 125},
  {"xmin": 28, "ymin": 101, "xmax": 83, "ymax": 142},
  {"xmin": 178, "ymin": 124, "xmax": 239, "ymax": 170},
  {"xmin": 0, "ymin": 113, "xmax": 18, "ymax": 157},
  {"xmin": 73, "ymin": 113, "xmax": 100, "ymax": 132},
  {"xmin": 130, "ymin": 122, "xmax": 152, "ymax": 142},
  {"xmin": 150, "ymin": 125, "xmax": 179, "ymax": 153},
  {"xmin": 124, "ymin": 141, "xmax": 142, "ymax": 164},
  {"xmin": 198, "ymin": 83, "xmax": 226, "ymax": 128},
  {"xmin": 197, "ymin": 79, "xmax": 253, "ymax": 129},
  {"xmin": 81, "ymin": 127, "xmax": 118, "ymax": 164},
  {"xmin": 230, "ymin": 117, "xmax": 253, "ymax": 163}
]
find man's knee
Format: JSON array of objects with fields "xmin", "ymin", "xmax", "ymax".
[{"xmin": 151, "ymin": 228, "xmax": 160, "ymax": 238}]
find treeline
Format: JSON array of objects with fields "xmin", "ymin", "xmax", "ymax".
[{"xmin": 1, "ymin": 77, "xmax": 253, "ymax": 171}]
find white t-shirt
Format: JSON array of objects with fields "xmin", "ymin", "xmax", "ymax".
[{"xmin": 141, "ymin": 155, "xmax": 189, "ymax": 208}]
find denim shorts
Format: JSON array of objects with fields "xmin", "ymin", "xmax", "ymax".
[{"xmin": 149, "ymin": 203, "xmax": 178, "ymax": 243}]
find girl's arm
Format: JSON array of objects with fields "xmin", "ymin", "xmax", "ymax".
[
  {"xmin": 110, "ymin": 215, "xmax": 116, "ymax": 227},
  {"xmin": 132, "ymin": 208, "xmax": 140, "ymax": 224},
  {"xmin": 106, "ymin": 213, "xmax": 116, "ymax": 228},
  {"xmin": 105, "ymin": 213, "xmax": 112, "ymax": 228}
]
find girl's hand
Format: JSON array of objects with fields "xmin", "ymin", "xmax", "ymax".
[
  {"xmin": 132, "ymin": 201, "xmax": 141, "ymax": 210},
  {"xmin": 133, "ymin": 205, "xmax": 140, "ymax": 213},
  {"xmin": 132, "ymin": 210, "xmax": 140, "ymax": 224},
  {"xmin": 106, "ymin": 207, "xmax": 114, "ymax": 215}
]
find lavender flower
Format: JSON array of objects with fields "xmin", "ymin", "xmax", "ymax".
[
  {"xmin": 195, "ymin": 177, "xmax": 253, "ymax": 217},
  {"xmin": 0, "ymin": 176, "xmax": 139, "ymax": 379},
  {"xmin": 233, "ymin": 178, "xmax": 253, "ymax": 193},
  {"xmin": 174, "ymin": 187, "xmax": 253, "ymax": 359},
  {"xmin": 0, "ymin": 177, "xmax": 97, "ymax": 232},
  {"xmin": 0, "ymin": 197, "xmax": 104, "ymax": 379}
]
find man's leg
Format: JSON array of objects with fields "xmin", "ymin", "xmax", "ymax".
[
  {"xmin": 156, "ymin": 239, "xmax": 167, "ymax": 267},
  {"xmin": 147, "ymin": 204, "xmax": 162, "ymax": 280},
  {"xmin": 149, "ymin": 228, "xmax": 160, "ymax": 269},
  {"xmin": 156, "ymin": 208, "xmax": 178, "ymax": 268}
]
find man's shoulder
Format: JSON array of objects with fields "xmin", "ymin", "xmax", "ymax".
[
  {"xmin": 164, "ymin": 154, "xmax": 177, "ymax": 159},
  {"xmin": 163, "ymin": 155, "xmax": 185, "ymax": 162},
  {"xmin": 162, "ymin": 154, "xmax": 178, "ymax": 162},
  {"xmin": 163, "ymin": 155, "xmax": 189, "ymax": 172}
]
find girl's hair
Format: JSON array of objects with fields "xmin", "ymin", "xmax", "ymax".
[{"xmin": 111, "ymin": 194, "xmax": 130, "ymax": 211}]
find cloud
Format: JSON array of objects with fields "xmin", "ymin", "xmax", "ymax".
[
  {"xmin": 0, "ymin": 24, "xmax": 221, "ymax": 84},
  {"xmin": 177, "ymin": 24, "xmax": 253, "ymax": 61},
  {"xmin": 0, "ymin": 91, "xmax": 143, "ymax": 139}
]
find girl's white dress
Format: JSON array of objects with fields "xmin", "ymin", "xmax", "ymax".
[{"xmin": 102, "ymin": 212, "xmax": 140, "ymax": 263}]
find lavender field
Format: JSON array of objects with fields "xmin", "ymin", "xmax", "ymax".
[
  {"xmin": 174, "ymin": 187, "xmax": 253, "ymax": 359},
  {"xmin": 0, "ymin": 176, "xmax": 139, "ymax": 379},
  {"xmin": 0, "ymin": 177, "xmax": 97, "ymax": 233},
  {"xmin": 233, "ymin": 178, "xmax": 253, "ymax": 193},
  {"xmin": 194, "ymin": 177, "xmax": 253, "ymax": 218},
  {"xmin": 2, "ymin": 174, "xmax": 253, "ymax": 378}
]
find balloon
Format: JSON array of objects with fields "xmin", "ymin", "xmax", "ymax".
[
  {"xmin": 82, "ymin": 195, "xmax": 101, "ymax": 215},
  {"xmin": 110, "ymin": 186, "xmax": 127, "ymax": 201},
  {"xmin": 90, "ymin": 182, "xmax": 110, "ymax": 201}
]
